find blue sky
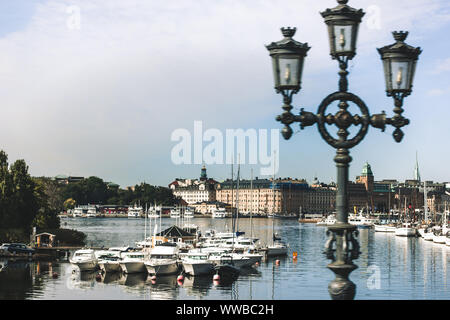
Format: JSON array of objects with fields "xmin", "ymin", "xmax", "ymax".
[{"xmin": 0, "ymin": 0, "xmax": 449, "ymax": 187}]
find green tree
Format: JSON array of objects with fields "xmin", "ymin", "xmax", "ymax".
[{"xmin": 63, "ymin": 198, "xmax": 76, "ymax": 210}]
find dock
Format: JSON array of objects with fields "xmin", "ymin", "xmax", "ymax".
[{"xmin": 0, "ymin": 246, "xmax": 106, "ymax": 260}]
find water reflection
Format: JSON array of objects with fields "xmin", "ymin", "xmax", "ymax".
[
  {"xmin": 0, "ymin": 259, "xmax": 32, "ymax": 299},
  {"xmin": 1, "ymin": 218, "xmax": 449, "ymax": 299},
  {"xmin": 100, "ymin": 271, "xmax": 121, "ymax": 284},
  {"xmin": 119, "ymin": 272, "xmax": 147, "ymax": 287},
  {"xmin": 182, "ymin": 275, "xmax": 213, "ymax": 297}
]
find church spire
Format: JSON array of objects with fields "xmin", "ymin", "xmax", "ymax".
[
  {"xmin": 200, "ymin": 163, "xmax": 207, "ymax": 181},
  {"xmin": 414, "ymin": 151, "xmax": 421, "ymax": 182}
]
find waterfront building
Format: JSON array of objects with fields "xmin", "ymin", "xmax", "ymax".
[
  {"xmin": 169, "ymin": 165, "xmax": 217, "ymax": 205},
  {"xmin": 306, "ymin": 177, "xmax": 336, "ymax": 214},
  {"xmin": 215, "ymin": 178, "xmax": 309, "ymax": 215},
  {"xmin": 191, "ymin": 201, "xmax": 229, "ymax": 214}
]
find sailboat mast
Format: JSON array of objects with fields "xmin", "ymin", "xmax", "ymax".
[
  {"xmin": 144, "ymin": 203, "xmax": 147, "ymax": 241},
  {"xmin": 271, "ymin": 152, "xmax": 276, "ymax": 245},
  {"xmin": 424, "ymin": 181, "xmax": 428, "ymax": 223},
  {"xmin": 236, "ymin": 156, "xmax": 240, "ymax": 232},
  {"xmin": 250, "ymin": 168, "xmax": 253, "ymax": 240},
  {"xmin": 231, "ymin": 162, "xmax": 235, "ymax": 233}
]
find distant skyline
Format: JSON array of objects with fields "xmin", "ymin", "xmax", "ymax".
[{"xmin": 0, "ymin": 0, "xmax": 449, "ymax": 187}]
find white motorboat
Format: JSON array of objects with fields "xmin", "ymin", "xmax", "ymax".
[
  {"xmin": 119, "ymin": 251, "xmax": 147, "ymax": 273},
  {"xmin": 267, "ymin": 241, "xmax": 288, "ymax": 256},
  {"xmin": 348, "ymin": 213, "xmax": 377, "ymax": 229},
  {"xmin": 144, "ymin": 243, "xmax": 180, "ymax": 276},
  {"xmin": 241, "ymin": 251, "xmax": 263, "ymax": 266},
  {"xmin": 432, "ymin": 227, "xmax": 447, "ymax": 244},
  {"xmin": 374, "ymin": 224, "xmax": 397, "ymax": 232},
  {"xmin": 417, "ymin": 226, "xmax": 434, "ymax": 241},
  {"xmin": 70, "ymin": 249, "xmax": 98, "ymax": 271},
  {"xmin": 317, "ymin": 214, "xmax": 336, "ymax": 226},
  {"xmin": 446, "ymin": 235, "xmax": 450, "ymax": 246},
  {"xmin": 135, "ymin": 237, "xmax": 153, "ymax": 249},
  {"xmin": 128, "ymin": 205, "xmax": 142, "ymax": 218},
  {"xmin": 181, "ymin": 251, "xmax": 215, "ymax": 276},
  {"xmin": 220, "ymin": 236, "xmax": 259, "ymax": 251},
  {"xmin": 395, "ymin": 223, "xmax": 417, "ymax": 237},
  {"xmin": 96, "ymin": 251, "xmax": 122, "ymax": 273},
  {"xmin": 208, "ymin": 252, "xmax": 251, "ymax": 269},
  {"xmin": 212, "ymin": 207, "xmax": 228, "ymax": 218}
]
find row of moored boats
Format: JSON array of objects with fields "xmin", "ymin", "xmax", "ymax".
[{"xmin": 69, "ymin": 228, "xmax": 289, "ymax": 279}]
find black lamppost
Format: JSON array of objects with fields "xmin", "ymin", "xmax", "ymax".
[{"xmin": 266, "ymin": 0, "xmax": 421, "ymax": 300}]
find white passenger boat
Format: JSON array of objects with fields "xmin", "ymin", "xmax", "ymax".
[
  {"xmin": 212, "ymin": 207, "xmax": 227, "ymax": 218},
  {"xmin": 72, "ymin": 206, "xmax": 84, "ymax": 218},
  {"xmin": 85, "ymin": 205, "xmax": 97, "ymax": 218},
  {"xmin": 119, "ymin": 251, "xmax": 147, "ymax": 273},
  {"xmin": 374, "ymin": 224, "xmax": 397, "ymax": 232},
  {"xmin": 348, "ymin": 213, "xmax": 377, "ymax": 229},
  {"xmin": 395, "ymin": 223, "xmax": 417, "ymax": 237},
  {"xmin": 70, "ymin": 249, "xmax": 98, "ymax": 271},
  {"xmin": 128, "ymin": 205, "xmax": 142, "ymax": 218},
  {"xmin": 317, "ymin": 214, "xmax": 336, "ymax": 226},
  {"xmin": 144, "ymin": 243, "xmax": 180, "ymax": 276},
  {"xmin": 148, "ymin": 207, "xmax": 160, "ymax": 218},
  {"xmin": 181, "ymin": 251, "xmax": 215, "ymax": 276},
  {"xmin": 184, "ymin": 208, "xmax": 195, "ymax": 219},
  {"xmin": 170, "ymin": 210, "xmax": 181, "ymax": 219}
]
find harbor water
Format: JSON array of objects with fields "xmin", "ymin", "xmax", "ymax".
[{"xmin": 0, "ymin": 217, "xmax": 448, "ymax": 300}]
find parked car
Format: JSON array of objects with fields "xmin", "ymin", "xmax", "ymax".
[{"xmin": 0, "ymin": 243, "xmax": 35, "ymax": 255}]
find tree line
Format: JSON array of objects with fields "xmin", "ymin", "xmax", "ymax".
[
  {"xmin": 57, "ymin": 177, "xmax": 179, "ymax": 210},
  {"xmin": 0, "ymin": 150, "xmax": 60, "ymax": 242},
  {"xmin": 0, "ymin": 149, "xmax": 178, "ymax": 242}
]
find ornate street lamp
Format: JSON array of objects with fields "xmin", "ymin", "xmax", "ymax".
[{"xmin": 266, "ymin": 0, "xmax": 421, "ymax": 300}]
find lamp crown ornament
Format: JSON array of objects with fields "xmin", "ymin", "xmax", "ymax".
[
  {"xmin": 281, "ymin": 27, "xmax": 296, "ymax": 38},
  {"xmin": 393, "ymin": 31, "xmax": 408, "ymax": 42}
]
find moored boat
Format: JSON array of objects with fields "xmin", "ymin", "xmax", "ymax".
[
  {"xmin": 395, "ymin": 222, "xmax": 417, "ymax": 237},
  {"xmin": 374, "ymin": 224, "xmax": 397, "ymax": 232},
  {"xmin": 144, "ymin": 243, "xmax": 180, "ymax": 276},
  {"xmin": 119, "ymin": 251, "xmax": 147, "ymax": 273},
  {"xmin": 181, "ymin": 251, "xmax": 215, "ymax": 276},
  {"xmin": 70, "ymin": 249, "xmax": 98, "ymax": 271},
  {"xmin": 97, "ymin": 251, "xmax": 122, "ymax": 273}
]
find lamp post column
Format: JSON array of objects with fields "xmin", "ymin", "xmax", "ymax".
[{"xmin": 325, "ymin": 148, "xmax": 359, "ymax": 300}]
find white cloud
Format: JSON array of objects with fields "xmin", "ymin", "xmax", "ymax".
[{"xmin": 0, "ymin": 0, "xmax": 448, "ymax": 186}]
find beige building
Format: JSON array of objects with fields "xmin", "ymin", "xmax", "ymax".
[
  {"xmin": 215, "ymin": 178, "xmax": 309, "ymax": 215},
  {"xmin": 169, "ymin": 165, "xmax": 217, "ymax": 205}
]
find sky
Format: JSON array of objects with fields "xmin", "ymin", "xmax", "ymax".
[{"xmin": 0, "ymin": 0, "xmax": 449, "ymax": 188}]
